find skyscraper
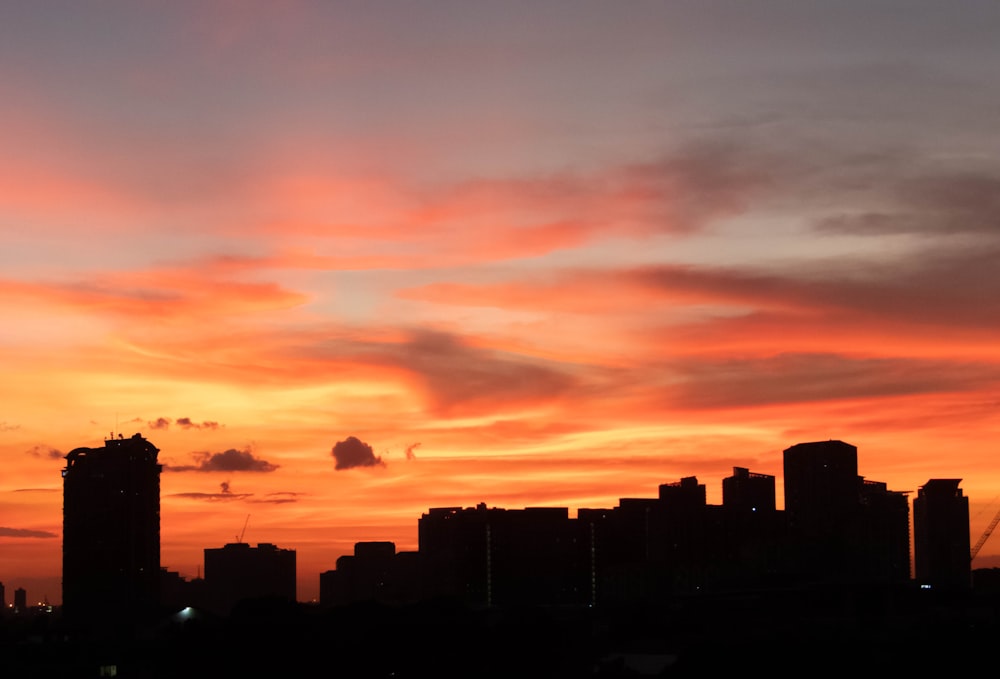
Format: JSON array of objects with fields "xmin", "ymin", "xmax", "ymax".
[
  {"xmin": 913, "ymin": 478, "xmax": 971, "ymax": 590},
  {"xmin": 62, "ymin": 433, "xmax": 163, "ymax": 622},
  {"xmin": 782, "ymin": 440, "xmax": 910, "ymax": 585},
  {"xmin": 783, "ymin": 440, "xmax": 861, "ymax": 581},
  {"xmin": 783, "ymin": 440, "xmax": 860, "ymax": 522}
]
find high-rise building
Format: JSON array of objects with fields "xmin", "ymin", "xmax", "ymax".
[
  {"xmin": 782, "ymin": 440, "xmax": 861, "ymax": 581},
  {"xmin": 720, "ymin": 467, "xmax": 785, "ymax": 588},
  {"xmin": 913, "ymin": 479, "xmax": 971, "ymax": 590},
  {"xmin": 320, "ymin": 541, "xmax": 425, "ymax": 607},
  {"xmin": 62, "ymin": 433, "xmax": 163, "ymax": 622},
  {"xmin": 418, "ymin": 503, "xmax": 588, "ymax": 607},
  {"xmin": 782, "ymin": 440, "xmax": 910, "ymax": 585},
  {"xmin": 203, "ymin": 542, "xmax": 297, "ymax": 615},
  {"xmin": 723, "ymin": 467, "xmax": 776, "ymax": 513},
  {"xmin": 858, "ymin": 478, "xmax": 911, "ymax": 582},
  {"xmin": 783, "ymin": 440, "xmax": 860, "ymax": 519}
]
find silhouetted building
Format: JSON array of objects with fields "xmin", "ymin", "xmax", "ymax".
[
  {"xmin": 658, "ymin": 475, "xmax": 706, "ymax": 508},
  {"xmin": 320, "ymin": 542, "xmax": 425, "ymax": 607},
  {"xmin": 321, "ymin": 541, "xmax": 395, "ymax": 607},
  {"xmin": 62, "ymin": 433, "xmax": 162, "ymax": 623},
  {"xmin": 783, "ymin": 440, "xmax": 909, "ymax": 585},
  {"xmin": 723, "ymin": 467, "xmax": 776, "ymax": 513},
  {"xmin": 581, "ymin": 477, "xmax": 728, "ymax": 604},
  {"xmin": 857, "ymin": 478, "xmax": 911, "ymax": 582},
  {"xmin": 580, "ymin": 472, "xmax": 784, "ymax": 604},
  {"xmin": 0, "ymin": 581, "xmax": 5, "ymax": 612},
  {"xmin": 720, "ymin": 467, "xmax": 787, "ymax": 588},
  {"xmin": 490, "ymin": 506, "xmax": 588, "ymax": 607},
  {"xmin": 784, "ymin": 440, "xmax": 860, "ymax": 521},
  {"xmin": 418, "ymin": 503, "xmax": 588, "ymax": 608},
  {"xmin": 653, "ymin": 477, "xmax": 717, "ymax": 594},
  {"xmin": 582, "ymin": 499, "xmax": 666, "ymax": 605},
  {"xmin": 13, "ymin": 587, "xmax": 26, "ymax": 614},
  {"xmin": 159, "ymin": 568, "xmax": 208, "ymax": 611},
  {"xmin": 783, "ymin": 440, "xmax": 862, "ymax": 582},
  {"xmin": 203, "ymin": 542, "xmax": 296, "ymax": 615},
  {"xmin": 317, "ymin": 441, "xmax": 959, "ymax": 612},
  {"xmin": 914, "ymin": 479, "xmax": 971, "ymax": 590}
]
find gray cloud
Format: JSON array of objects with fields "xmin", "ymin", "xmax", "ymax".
[
  {"xmin": 148, "ymin": 417, "xmax": 171, "ymax": 429},
  {"xmin": 176, "ymin": 417, "xmax": 220, "ymax": 430},
  {"xmin": 166, "ymin": 448, "xmax": 278, "ymax": 472},
  {"xmin": 660, "ymin": 353, "xmax": 1000, "ymax": 410},
  {"xmin": 816, "ymin": 166, "xmax": 1000, "ymax": 238},
  {"xmin": 170, "ymin": 481, "xmax": 251, "ymax": 501},
  {"xmin": 332, "ymin": 436, "xmax": 384, "ymax": 470},
  {"xmin": 389, "ymin": 330, "xmax": 577, "ymax": 417},
  {"xmin": 630, "ymin": 241, "xmax": 1000, "ymax": 332},
  {"xmin": 25, "ymin": 445, "xmax": 64, "ymax": 459},
  {"xmin": 147, "ymin": 417, "xmax": 221, "ymax": 430}
]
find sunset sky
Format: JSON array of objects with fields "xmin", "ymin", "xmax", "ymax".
[{"xmin": 3, "ymin": 2, "xmax": 1000, "ymax": 605}]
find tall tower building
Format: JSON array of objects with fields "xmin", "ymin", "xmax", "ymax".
[
  {"xmin": 783, "ymin": 440, "xmax": 861, "ymax": 582},
  {"xmin": 721, "ymin": 467, "xmax": 784, "ymax": 588},
  {"xmin": 783, "ymin": 440, "xmax": 910, "ymax": 585},
  {"xmin": 62, "ymin": 433, "xmax": 163, "ymax": 622},
  {"xmin": 913, "ymin": 479, "xmax": 971, "ymax": 590},
  {"xmin": 783, "ymin": 440, "xmax": 859, "ymax": 520}
]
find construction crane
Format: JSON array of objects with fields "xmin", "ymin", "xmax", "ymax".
[
  {"xmin": 971, "ymin": 507, "xmax": 1000, "ymax": 561},
  {"xmin": 236, "ymin": 514, "xmax": 250, "ymax": 544}
]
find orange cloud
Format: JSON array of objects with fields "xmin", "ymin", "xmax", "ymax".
[{"xmin": 0, "ymin": 268, "xmax": 308, "ymax": 322}]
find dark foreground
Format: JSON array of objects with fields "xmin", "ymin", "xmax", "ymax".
[{"xmin": 3, "ymin": 584, "xmax": 998, "ymax": 678}]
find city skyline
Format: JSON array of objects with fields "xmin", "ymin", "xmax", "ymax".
[
  {"xmin": 3, "ymin": 2, "xmax": 1000, "ymax": 605},
  {"xmin": 3, "ymin": 432, "xmax": 994, "ymax": 607}
]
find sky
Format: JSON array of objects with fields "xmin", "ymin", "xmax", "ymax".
[{"xmin": 2, "ymin": 1, "xmax": 1000, "ymax": 606}]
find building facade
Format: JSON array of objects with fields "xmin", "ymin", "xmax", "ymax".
[
  {"xmin": 783, "ymin": 440, "xmax": 910, "ymax": 584},
  {"xmin": 417, "ymin": 503, "xmax": 589, "ymax": 608},
  {"xmin": 913, "ymin": 478, "xmax": 971, "ymax": 589},
  {"xmin": 203, "ymin": 542, "xmax": 297, "ymax": 615},
  {"xmin": 62, "ymin": 433, "xmax": 162, "ymax": 622}
]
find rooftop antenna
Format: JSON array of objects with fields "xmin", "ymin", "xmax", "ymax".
[{"xmin": 237, "ymin": 514, "xmax": 250, "ymax": 544}]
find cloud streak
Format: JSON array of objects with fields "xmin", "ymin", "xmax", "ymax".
[{"xmin": 0, "ymin": 527, "xmax": 58, "ymax": 538}]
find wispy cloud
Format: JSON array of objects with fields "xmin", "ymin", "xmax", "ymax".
[
  {"xmin": 0, "ymin": 527, "xmax": 58, "ymax": 538},
  {"xmin": 169, "ymin": 481, "xmax": 252, "ymax": 502},
  {"xmin": 149, "ymin": 417, "xmax": 221, "ymax": 430},
  {"xmin": 25, "ymin": 445, "xmax": 63, "ymax": 459},
  {"xmin": 250, "ymin": 492, "xmax": 303, "ymax": 505}
]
